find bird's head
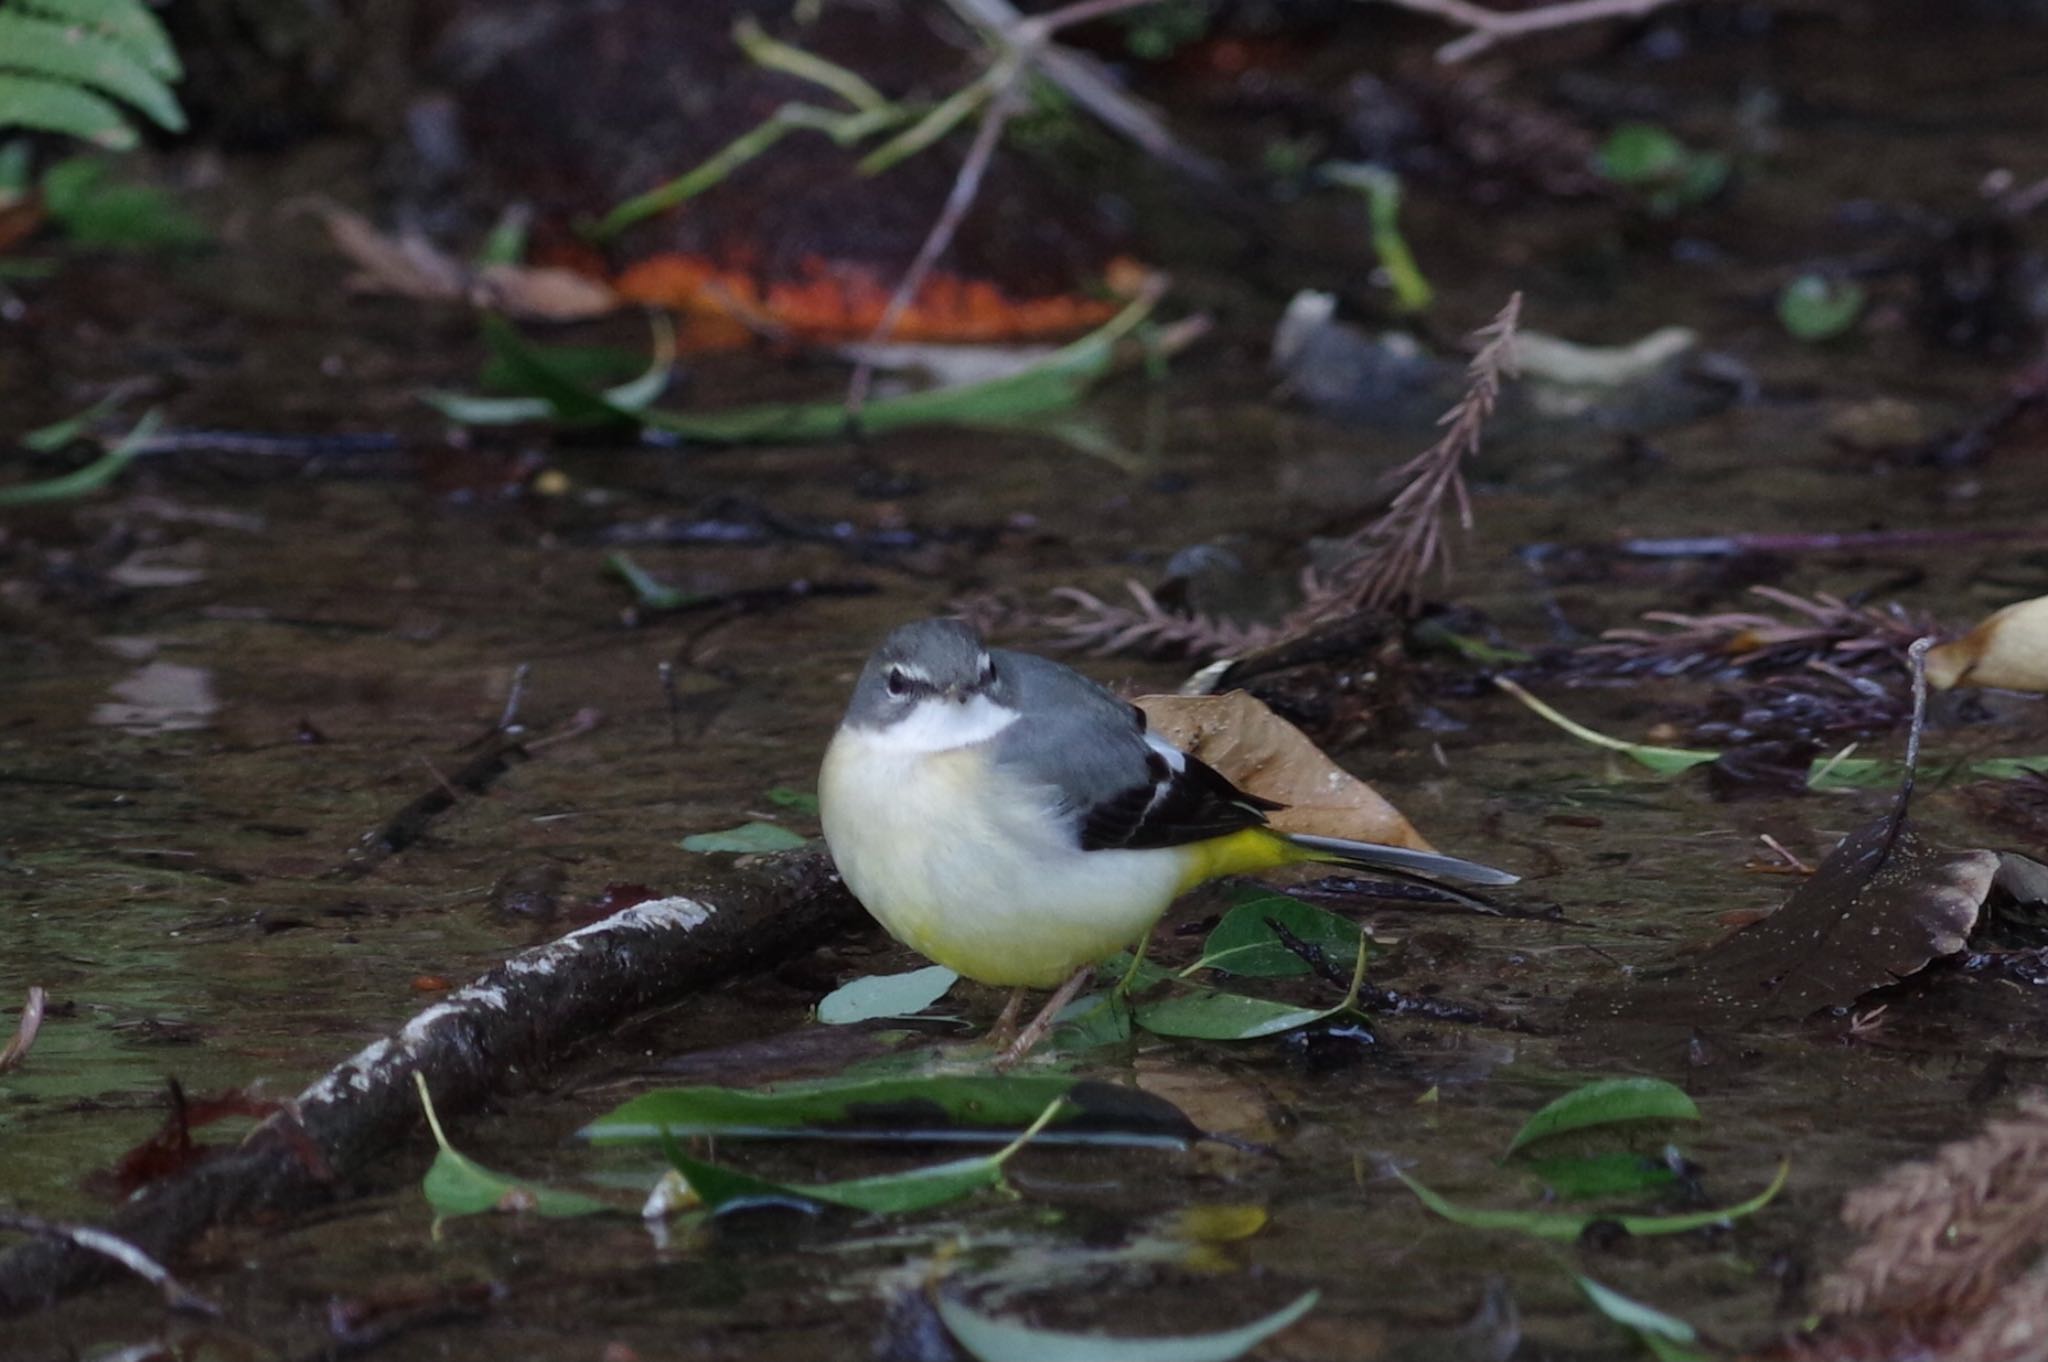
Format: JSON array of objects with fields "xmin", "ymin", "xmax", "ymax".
[{"xmin": 843, "ymin": 617, "xmax": 1004, "ymax": 731}]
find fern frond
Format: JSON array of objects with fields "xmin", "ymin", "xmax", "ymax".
[
  {"xmin": 18, "ymin": 0, "xmax": 182, "ymax": 80},
  {"xmin": 0, "ymin": 0, "xmax": 184, "ymax": 146},
  {"xmin": 0, "ymin": 70, "xmax": 134, "ymax": 148}
]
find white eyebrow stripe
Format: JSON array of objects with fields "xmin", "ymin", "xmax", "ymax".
[{"xmin": 893, "ymin": 662, "xmax": 934, "ymax": 683}]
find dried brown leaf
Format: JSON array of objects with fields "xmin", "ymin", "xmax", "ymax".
[
  {"xmin": 0, "ymin": 987, "xmax": 46, "ymax": 1074},
  {"xmin": 1134, "ymin": 691, "xmax": 1433, "ymax": 851},
  {"xmin": 1677, "ymin": 818, "xmax": 1996, "ymax": 1020},
  {"xmin": 298, "ymin": 199, "xmax": 618, "ymax": 321},
  {"xmin": 1927, "ymin": 594, "xmax": 2048, "ymax": 693}
]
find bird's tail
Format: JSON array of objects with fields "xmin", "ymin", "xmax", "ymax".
[{"xmin": 1285, "ymin": 834, "xmax": 1520, "ymax": 887}]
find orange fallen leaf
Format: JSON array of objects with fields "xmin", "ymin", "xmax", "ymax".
[
  {"xmin": 1927, "ymin": 593, "xmax": 2048, "ymax": 693},
  {"xmin": 1134, "ymin": 691, "xmax": 1433, "ymax": 852}
]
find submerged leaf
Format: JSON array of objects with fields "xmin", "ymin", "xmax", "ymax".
[
  {"xmin": 661, "ymin": 1096, "xmax": 1066, "ymax": 1214},
  {"xmin": 584, "ymin": 1075, "xmax": 1198, "ymax": 1148},
  {"xmin": 1525, "ymin": 1152, "xmax": 1681, "ymax": 1200},
  {"xmin": 1676, "ymin": 818, "xmax": 2010, "ymax": 1020},
  {"xmin": 766, "ymin": 786, "xmax": 821, "ymax": 814},
  {"xmin": 680, "ymin": 821, "xmax": 807, "ymax": 854},
  {"xmin": 1507, "ymin": 1078, "xmax": 1700, "ymax": 1154},
  {"xmin": 817, "ymin": 966, "xmax": 958, "ymax": 1025},
  {"xmin": 1133, "ymin": 991, "xmax": 1333, "ymax": 1041},
  {"xmin": 1138, "ymin": 937, "xmax": 1367, "ymax": 1041},
  {"xmin": 1399, "ymin": 1160, "xmax": 1788, "ymax": 1241},
  {"xmin": 1778, "ymin": 275, "xmax": 1867, "ymax": 342},
  {"xmin": 1578, "ymin": 1277, "xmax": 1712, "ymax": 1362},
  {"xmin": 1135, "ymin": 691, "xmax": 1432, "ymax": 849},
  {"xmin": 935, "ymin": 1288, "xmax": 1319, "ymax": 1362},
  {"xmin": 414, "ymin": 1073, "xmax": 610, "ymax": 1218}
]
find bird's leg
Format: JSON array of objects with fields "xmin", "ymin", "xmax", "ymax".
[
  {"xmin": 985, "ymin": 988, "xmax": 1027, "ymax": 1051},
  {"xmin": 993, "ymin": 966, "xmax": 1094, "ymax": 1071},
  {"xmin": 1113, "ymin": 938, "xmax": 1153, "ymax": 996}
]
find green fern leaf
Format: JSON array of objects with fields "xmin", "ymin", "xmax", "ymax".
[
  {"xmin": 16, "ymin": 0, "xmax": 183, "ymax": 81},
  {"xmin": 0, "ymin": 10, "xmax": 185, "ymax": 133},
  {"xmin": 0, "ymin": 70, "xmax": 135, "ymax": 148}
]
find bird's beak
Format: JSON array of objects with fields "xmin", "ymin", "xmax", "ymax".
[{"xmin": 942, "ymin": 684, "xmax": 967, "ymax": 703}]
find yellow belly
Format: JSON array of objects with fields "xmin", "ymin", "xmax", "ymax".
[{"xmin": 819, "ymin": 729, "xmax": 1197, "ymax": 988}]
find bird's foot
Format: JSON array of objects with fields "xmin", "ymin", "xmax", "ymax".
[
  {"xmin": 984, "ymin": 988, "xmax": 1026, "ymax": 1053},
  {"xmin": 992, "ymin": 967, "xmax": 1093, "ymax": 1071}
]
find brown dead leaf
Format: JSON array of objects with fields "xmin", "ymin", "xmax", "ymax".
[
  {"xmin": 296, "ymin": 199, "xmax": 618, "ymax": 322},
  {"xmin": 1135, "ymin": 690, "xmax": 1433, "ymax": 852},
  {"xmin": 1927, "ymin": 593, "xmax": 2048, "ymax": 692},
  {"xmin": 1648, "ymin": 820, "xmax": 2048, "ymax": 1022},
  {"xmin": 0, "ymin": 986, "xmax": 45, "ymax": 1073},
  {"xmin": 473, "ymin": 262, "xmax": 620, "ymax": 322}
]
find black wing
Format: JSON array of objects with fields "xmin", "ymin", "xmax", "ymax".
[{"xmin": 1078, "ymin": 747, "xmax": 1282, "ymax": 852}]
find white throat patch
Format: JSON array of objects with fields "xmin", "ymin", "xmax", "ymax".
[{"xmin": 865, "ymin": 693, "xmax": 1020, "ymax": 754}]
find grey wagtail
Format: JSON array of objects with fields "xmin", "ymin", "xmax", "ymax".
[{"xmin": 819, "ymin": 618, "xmax": 1518, "ymax": 1061}]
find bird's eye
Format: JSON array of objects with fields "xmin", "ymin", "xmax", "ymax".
[{"xmin": 886, "ymin": 668, "xmax": 909, "ymax": 696}]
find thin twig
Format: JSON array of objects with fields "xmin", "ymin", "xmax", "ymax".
[
  {"xmin": 0, "ymin": 1212, "xmax": 219, "ymax": 1316},
  {"xmin": 1367, "ymin": 0, "xmax": 1686, "ymax": 62},
  {"xmin": 844, "ymin": 77, "xmax": 1026, "ymax": 420}
]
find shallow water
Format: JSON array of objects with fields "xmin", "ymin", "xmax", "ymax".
[{"xmin": 6, "ymin": 7, "xmax": 2048, "ymax": 1359}]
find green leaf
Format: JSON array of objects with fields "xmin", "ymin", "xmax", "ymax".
[
  {"xmin": 1051, "ymin": 989, "xmax": 1133, "ymax": 1053},
  {"xmin": 1594, "ymin": 124, "xmax": 1726, "ymax": 215},
  {"xmin": 936, "ymin": 1288, "xmax": 1319, "ymax": 1362},
  {"xmin": 426, "ymin": 290, "xmax": 1161, "ymax": 444},
  {"xmin": 423, "ymin": 318, "xmax": 674, "ymax": 425},
  {"xmin": 19, "ymin": 0, "xmax": 182, "ymax": 79},
  {"xmin": 608, "ymin": 551, "xmax": 697, "ymax": 611},
  {"xmin": 584, "ymin": 1075, "xmax": 1198, "ymax": 1148},
  {"xmin": 661, "ymin": 1096, "xmax": 1066, "ymax": 1214},
  {"xmin": 679, "ymin": 820, "xmax": 807, "ymax": 854},
  {"xmin": 1777, "ymin": 274, "xmax": 1866, "ymax": 342},
  {"xmin": 1596, "ymin": 124, "xmax": 1689, "ymax": 185},
  {"xmin": 21, "ymin": 385, "xmax": 131, "ymax": 452},
  {"xmin": 1494, "ymin": 677, "xmax": 1719, "ymax": 775},
  {"xmin": 1498, "ymin": 679, "xmax": 2048, "ymax": 790},
  {"xmin": 1507, "ymin": 1078, "xmax": 1700, "ymax": 1155},
  {"xmin": 1319, "ymin": 161, "xmax": 1432, "ymax": 313},
  {"xmin": 39, "ymin": 155, "xmax": 206, "ymax": 248},
  {"xmin": 414, "ymin": 1073, "xmax": 611, "ymax": 1218},
  {"xmin": 0, "ymin": 71, "xmax": 133, "ymax": 148},
  {"xmin": 1186, "ymin": 892, "xmax": 1363, "ymax": 979},
  {"xmin": 1138, "ymin": 936, "xmax": 1368, "ymax": 1040},
  {"xmin": 1578, "ymin": 1277, "xmax": 1713, "ymax": 1362},
  {"xmin": 1398, "ymin": 1160, "xmax": 1789, "ymax": 1241},
  {"xmin": 817, "ymin": 965, "xmax": 958, "ymax": 1025},
  {"xmin": 0, "ymin": 10, "xmax": 184, "ymax": 132},
  {"xmin": 0, "ymin": 406, "xmax": 159, "ymax": 505},
  {"xmin": 766, "ymin": 786, "xmax": 820, "ymax": 814},
  {"xmin": 1134, "ymin": 990, "xmax": 1332, "ymax": 1041},
  {"xmin": 1524, "ymin": 1152, "xmax": 1680, "ymax": 1201}
]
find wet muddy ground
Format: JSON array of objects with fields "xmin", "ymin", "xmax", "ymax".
[{"xmin": 6, "ymin": 6, "xmax": 2048, "ymax": 1360}]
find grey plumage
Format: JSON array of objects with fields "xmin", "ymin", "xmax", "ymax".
[{"xmin": 837, "ymin": 617, "xmax": 1516, "ymax": 888}]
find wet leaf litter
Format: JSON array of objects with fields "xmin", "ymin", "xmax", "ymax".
[{"xmin": 9, "ymin": 3, "xmax": 2048, "ymax": 1360}]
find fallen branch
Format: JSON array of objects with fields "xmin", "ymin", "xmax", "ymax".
[
  {"xmin": 1367, "ymin": 0, "xmax": 1687, "ymax": 62},
  {"xmin": 0, "ymin": 1212, "xmax": 218, "ymax": 1317},
  {"xmin": 0, "ymin": 853, "xmax": 858, "ymax": 1314}
]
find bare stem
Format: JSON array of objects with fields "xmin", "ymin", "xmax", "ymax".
[{"xmin": 1365, "ymin": 0, "xmax": 1686, "ymax": 61}]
